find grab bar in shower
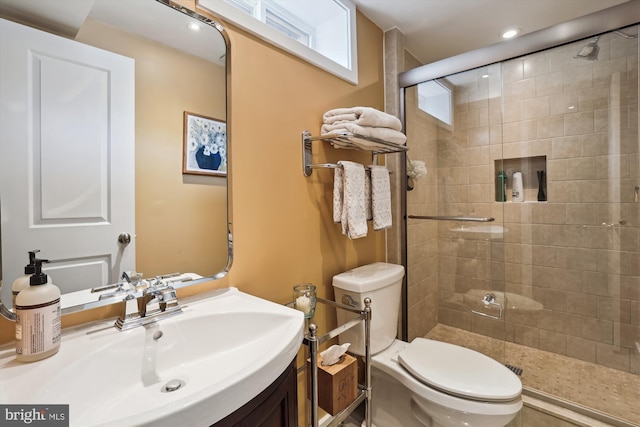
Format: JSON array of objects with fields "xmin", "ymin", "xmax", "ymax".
[{"xmin": 407, "ymin": 215, "xmax": 495, "ymax": 222}]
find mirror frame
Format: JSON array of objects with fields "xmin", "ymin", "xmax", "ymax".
[{"xmin": 0, "ymin": 0, "xmax": 233, "ymax": 319}]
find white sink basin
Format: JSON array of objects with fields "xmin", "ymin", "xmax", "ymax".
[{"xmin": 0, "ymin": 287, "xmax": 304, "ymax": 426}]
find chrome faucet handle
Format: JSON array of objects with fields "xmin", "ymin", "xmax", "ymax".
[
  {"xmin": 122, "ymin": 271, "xmax": 144, "ymax": 285},
  {"xmin": 114, "ymin": 278, "xmax": 182, "ymax": 331}
]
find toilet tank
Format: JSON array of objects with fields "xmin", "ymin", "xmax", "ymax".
[{"xmin": 332, "ymin": 262, "xmax": 404, "ymax": 356}]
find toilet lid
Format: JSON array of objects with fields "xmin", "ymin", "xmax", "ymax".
[{"xmin": 398, "ymin": 338, "xmax": 521, "ymax": 402}]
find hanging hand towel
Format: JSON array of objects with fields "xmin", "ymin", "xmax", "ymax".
[
  {"xmin": 321, "ymin": 123, "xmax": 407, "ymax": 145},
  {"xmin": 333, "ymin": 167, "xmax": 344, "ymax": 223},
  {"xmin": 323, "ymin": 107, "xmax": 403, "ymax": 131},
  {"xmin": 370, "ymin": 165, "xmax": 392, "ymax": 230},
  {"xmin": 338, "ymin": 161, "xmax": 368, "ymax": 239},
  {"xmin": 365, "ymin": 170, "xmax": 372, "ymax": 221}
]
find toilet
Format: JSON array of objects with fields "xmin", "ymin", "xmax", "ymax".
[{"xmin": 333, "ymin": 262, "xmax": 522, "ymax": 427}]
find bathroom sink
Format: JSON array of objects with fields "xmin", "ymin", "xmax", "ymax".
[{"xmin": 0, "ymin": 287, "xmax": 304, "ymax": 426}]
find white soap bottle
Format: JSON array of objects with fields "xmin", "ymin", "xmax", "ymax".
[
  {"xmin": 512, "ymin": 171, "xmax": 524, "ymax": 202},
  {"xmin": 15, "ymin": 258, "xmax": 61, "ymax": 362},
  {"xmin": 11, "ymin": 250, "xmax": 39, "ymax": 309}
]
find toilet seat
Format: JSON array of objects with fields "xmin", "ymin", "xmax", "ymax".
[{"xmin": 398, "ymin": 338, "xmax": 521, "ymax": 402}]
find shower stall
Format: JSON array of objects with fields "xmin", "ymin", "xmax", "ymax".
[{"xmin": 397, "ymin": 3, "xmax": 640, "ymax": 425}]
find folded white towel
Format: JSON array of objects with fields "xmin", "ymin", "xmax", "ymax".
[
  {"xmin": 323, "ymin": 107, "xmax": 403, "ymax": 131},
  {"xmin": 321, "ymin": 123, "xmax": 407, "ymax": 145},
  {"xmin": 337, "ymin": 161, "xmax": 368, "ymax": 239},
  {"xmin": 369, "ymin": 165, "xmax": 392, "ymax": 230}
]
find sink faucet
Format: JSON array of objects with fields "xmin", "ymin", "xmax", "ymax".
[{"xmin": 115, "ymin": 275, "xmax": 182, "ymax": 331}]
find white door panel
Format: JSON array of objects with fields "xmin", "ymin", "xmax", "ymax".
[{"xmin": 0, "ymin": 18, "xmax": 135, "ymax": 298}]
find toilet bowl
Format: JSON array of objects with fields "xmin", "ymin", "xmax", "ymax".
[
  {"xmin": 371, "ymin": 339, "xmax": 522, "ymax": 427},
  {"xmin": 333, "ymin": 263, "xmax": 522, "ymax": 427}
]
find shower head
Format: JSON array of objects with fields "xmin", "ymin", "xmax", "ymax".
[{"xmin": 575, "ymin": 36, "xmax": 600, "ymax": 61}]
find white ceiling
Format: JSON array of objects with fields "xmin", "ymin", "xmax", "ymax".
[
  {"xmin": 0, "ymin": 0, "xmax": 226, "ymax": 65},
  {"xmin": 353, "ymin": 0, "xmax": 631, "ymax": 64}
]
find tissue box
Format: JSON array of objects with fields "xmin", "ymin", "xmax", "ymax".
[{"xmin": 307, "ymin": 353, "xmax": 358, "ymax": 415}]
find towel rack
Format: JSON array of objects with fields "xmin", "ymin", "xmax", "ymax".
[
  {"xmin": 408, "ymin": 215, "xmax": 495, "ymax": 222},
  {"xmin": 302, "ymin": 130, "xmax": 408, "ymax": 176}
]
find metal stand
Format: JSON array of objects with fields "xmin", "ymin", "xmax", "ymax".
[{"xmin": 302, "ymin": 297, "xmax": 372, "ymax": 427}]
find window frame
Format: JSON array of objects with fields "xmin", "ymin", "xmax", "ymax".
[{"xmin": 199, "ymin": 0, "xmax": 358, "ymax": 84}]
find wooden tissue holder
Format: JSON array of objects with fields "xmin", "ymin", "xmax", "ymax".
[{"xmin": 307, "ymin": 353, "xmax": 358, "ymax": 415}]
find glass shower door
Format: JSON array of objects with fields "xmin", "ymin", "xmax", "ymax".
[
  {"xmin": 404, "ymin": 63, "xmax": 507, "ymax": 364},
  {"xmin": 498, "ymin": 26, "xmax": 640, "ymax": 420}
]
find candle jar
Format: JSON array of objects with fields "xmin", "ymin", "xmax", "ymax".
[{"xmin": 293, "ymin": 284, "xmax": 316, "ymax": 319}]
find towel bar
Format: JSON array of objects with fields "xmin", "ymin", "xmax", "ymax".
[
  {"xmin": 308, "ymin": 162, "xmax": 393, "ymax": 174},
  {"xmin": 302, "ymin": 130, "xmax": 407, "ymax": 176},
  {"xmin": 408, "ymin": 215, "xmax": 495, "ymax": 222}
]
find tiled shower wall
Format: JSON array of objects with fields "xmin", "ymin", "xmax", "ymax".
[
  {"xmin": 406, "ymin": 87, "xmax": 440, "ymax": 341},
  {"xmin": 407, "ymin": 26, "xmax": 640, "ymax": 374}
]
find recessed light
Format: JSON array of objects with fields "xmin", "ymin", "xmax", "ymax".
[
  {"xmin": 502, "ymin": 28, "xmax": 520, "ymax": 39},
  {"xmin": 188, "ymin": 22, "xmax": 201, "ymax": 32},
  {"xmin": 481, "ymin": 74, "xmax": 489, "ymax": 79}
]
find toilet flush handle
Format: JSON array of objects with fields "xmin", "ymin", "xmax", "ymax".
[{"xmin": 342, "ymin": 294, "xmax": 357, "ymax": 307}]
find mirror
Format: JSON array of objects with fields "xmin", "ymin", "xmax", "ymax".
[{"xmin": 0, "ymin": 0, "xmax": 231, "ymax": 310}]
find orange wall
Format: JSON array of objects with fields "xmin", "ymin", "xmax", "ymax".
[
  {"xmin": 1, "ymin": 6, "xmax": 386, "ymax": 348},
  {"xmin": 219, "ymin": 11, "xmax": 386, "ymax": 305}
]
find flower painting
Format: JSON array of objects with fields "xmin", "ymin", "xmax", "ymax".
[{"xmin": 183, "ymin": 112, "xmax": 227, "ymax": 176}]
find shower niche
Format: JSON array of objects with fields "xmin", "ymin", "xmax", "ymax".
[{"xmin": 494, "ymin": 156, "xmax": 546, "ymax": 203}]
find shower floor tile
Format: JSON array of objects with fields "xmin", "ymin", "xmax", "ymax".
[{"xmin": 425, "ymin": 324, "xmax": 640, "ymax": 426}]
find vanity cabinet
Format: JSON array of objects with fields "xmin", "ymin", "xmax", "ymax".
[{"xmin": 213, "ymin": 359, "xmax": 297, "ymax": 427}]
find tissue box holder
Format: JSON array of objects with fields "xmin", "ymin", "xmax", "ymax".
[{"xmin": 307, "ymin": 353, "xmax": 358, "ymax": 415}]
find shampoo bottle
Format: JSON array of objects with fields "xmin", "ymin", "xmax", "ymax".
[
  {"xmin": 495, "ymin": 170, "xmax": 507, "ymax": 202},
  {"xmin": 512, "ymin": 171, "xmax": 524, "ymax": 202},
  {"xmin": 11, "ymin": 250, "xmax": 40, "ymax": 309},
  {"xmin": 15, "ymin": 258, "xmax": 61, "ymax": 362}
]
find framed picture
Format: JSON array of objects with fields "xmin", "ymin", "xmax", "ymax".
[{"xmin": 183, "ymin": 111, "xmax": 227, "ymax": 176}]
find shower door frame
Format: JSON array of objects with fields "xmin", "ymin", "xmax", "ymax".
[{"xmin": 397, "ymin": 0, "xmax": 640, "ymax": 341}]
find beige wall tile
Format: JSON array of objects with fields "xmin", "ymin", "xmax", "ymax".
[
  {"xmin": 564, "ymin": 111, "xmax": 595, "ymax": 136},
  {"xmin": 549, "ymin": 91, "xmax": 578, "ymax": 116},
  {"xmin": 539, "ymin": 329, "xmax": 567, "ymax": 355},
  {"xmin": 535, "ymin": 72, "xmax": 563, "ymax": 96},
  {"xmin": 566, "ymin": 335, "xmax": 597, "ymax": 363},
  {"xmin": 551, "ymin": 136, "xmax": 581, "ymax": 159},
  {"xmin": 614, "ymin": 323, "xmax": 640, "ymax": 349},
  {"xmin": 598, "ymin": 298, "xmax": 631, "ymax": 323},
  {"xmin": 565, "ymin": 157, "xmax": 597, "ymax": 180},
  {"xmin": 566, "ymin": 292, "xmax": 598, "ymax": 318},
  {"xmin": 537, "ymin": 116, "xmax": 564, "ymax": 139},
  {"xmin": 631, "ymin": 301, "xmax": 640, "ymax": 326},
  {"xmin": 596, "ymin": 342, "xmax": 630, "ymax": 371},
  {"xmin": 563, "ymin": 66, "xmax": 593, "ymax": 91},
  {"xmin": 580, "ymin": 133, "xmax": 609, "ymax": 156}
]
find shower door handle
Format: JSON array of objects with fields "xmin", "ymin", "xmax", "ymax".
[{"xmin": 407, "ymin": 215, "xmax": 495, "ymax": 222}]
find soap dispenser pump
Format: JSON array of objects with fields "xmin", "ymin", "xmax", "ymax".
[
  {"xmin": 15, "ymin": 258, "xmax": 61, "ymax": 362},
  {"xmin": 11, "ymin": 250, "xmax": 40, "ymax": 309}
]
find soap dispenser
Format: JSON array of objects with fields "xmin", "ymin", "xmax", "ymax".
[
  {"xmin": 15, "ymin": 258, "xmax": 61, "ymax": 362},
  {"xmin": 11, "ymin": 250, "xmax": 40, "ymax": 309}
]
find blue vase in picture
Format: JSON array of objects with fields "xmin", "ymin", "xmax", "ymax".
[{"xmin": 195, "ymin": 146, "xmax": 222, "ymax": 171}]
